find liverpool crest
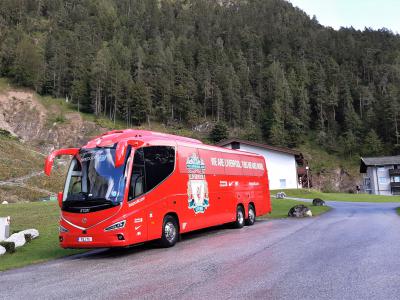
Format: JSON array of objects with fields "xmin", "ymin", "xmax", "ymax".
[{"xmin": 186, "ymin": 153, "xmax": 209, "ymax": 213}]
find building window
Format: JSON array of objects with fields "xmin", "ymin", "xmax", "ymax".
[
  {"xmin": 231, "ymin": 142, "xmax": 240, "ymax": 150},
  {"xmin": 391, "ymin": 176, "xmax": 400, "ymax": 183},
  {"xmin": 378, "ymin": 177, "xmax": 388, "ymax": 184},
  {"xmin": 280, "ymin": 179, "xmax": 286, "ymax": 188}
]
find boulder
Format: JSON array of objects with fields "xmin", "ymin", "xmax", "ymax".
[
  {"xmin": 19, "ymin": 229, "xmax": 39, "ymax": 240},
  {"xmin": 312, "ymin": 198, "xmax": 326, "ymax": 206},
  {"xmin": 0, "ymin": 241, "xmax": 15, "ymax": 253},
  {"xmin": 276, "ymin": 192, "xmax": 287, "ymax": 199},
  {"xmin": 0, "ymin": 245, "xmax": 5, "ymax": 255},
  {"xmin": 288, "ymin": 204, "xmax": 313, "ymax": 218},
  {"xmin": 5, "ymin": 232, "xmax": 26, "ymax": 247}
]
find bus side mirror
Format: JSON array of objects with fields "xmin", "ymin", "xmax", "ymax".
[
  {"xmin": 115, "ymin": 140, "xmax": 144, "ymax": 168},
  {"xmin": 57, "ymin": 192, "xmax": 63, "ymax": 208},
  {"xmin": 44, "ymin": 148, "xmax": 79, "ymax": 176}
]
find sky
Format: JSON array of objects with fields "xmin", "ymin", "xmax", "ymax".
[{"xmin": 288, "ymin": 0, "xmax": 400, "ymax": 33}]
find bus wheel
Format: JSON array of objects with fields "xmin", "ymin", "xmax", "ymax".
[
  {"xmin": 234, "ymin": 205, "xmax": 245, "ymax": 228},
  {"xmin": 160, "ymin": 215, "xmax": 179, "ymax": 247},
  {"xmin": 245, "ymin": 204, "xmax": 256, "ymax": 226}
]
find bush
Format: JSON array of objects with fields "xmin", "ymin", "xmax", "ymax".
[
  {"xmin": 0, "ymin": 129, "xmax": 12, "ymax": 138},
  {"xmin": 321, "ymin": 182, "xmax": 337, "ymax": 193},
  {"xmin": 0, "ymin": 241, "xmax": 16, "ymax": 253}
]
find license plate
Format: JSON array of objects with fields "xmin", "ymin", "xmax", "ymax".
[{"xmin": 78, "ymin": 237, "xmax": 92, "ymax": 242}]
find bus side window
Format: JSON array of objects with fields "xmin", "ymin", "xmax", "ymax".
[
  {"xmin": 144, "ymin": 146, "xmax": 175, "ymax": 192},
  {"xmin": 129, "ymin": 148, "xmax": 145, "ymax": 200}
]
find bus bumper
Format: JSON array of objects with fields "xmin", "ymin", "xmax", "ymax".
[{"xmin": 59, "ymin": 231, "xmax": 143, "ymax": 248}]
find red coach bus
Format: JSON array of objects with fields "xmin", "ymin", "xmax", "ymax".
[{"xmin": 44, "ymin": 130, "xmax": 271, "ymax": 248}]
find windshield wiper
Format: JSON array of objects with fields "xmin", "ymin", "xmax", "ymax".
[
  {"xmin": 65, "ymin": 192, "xmax": 89, "ymax": 202},
  {"xmin": 84, "ymin": 197, "xmax": 120, "ymax": 206}
]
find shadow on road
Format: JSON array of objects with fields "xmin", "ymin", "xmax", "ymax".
[{"xmin": 66, "ymin": 221, "xmax": 267, "ymax": 260}]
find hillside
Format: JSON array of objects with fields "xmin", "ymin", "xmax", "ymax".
[
  {"xmin": 0, "ymin": 80, "xmax": 208, "ymax": 202},
  {"xmin": 0, "ymin": 80, "xmax": 360, "ymax": 203},
  {"xmin": 0, "ymin": 80, "xmax": 106, "ymax": 202},
  {"xmin": 0, "ymin": 132, "xmax": 65, "ymax": 202}
]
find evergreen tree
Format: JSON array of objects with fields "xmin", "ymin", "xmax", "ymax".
[
  {"xmin": 210, "ymin": 122, "xmax": 228, "ymax": 143},
  {"xmin": 362, "ymin": 130, "xmax": 384, "ymax": 156},
  {"xmin": 11, "ymin": 36, "xmax": 43, "ymax": 90}
]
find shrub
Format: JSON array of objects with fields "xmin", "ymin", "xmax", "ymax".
[
  {"xmin": 0, "ymin": 241, "xmax": 16, "ymax": 253},
  {"xmin": 0, "ymin": 129, "xmax": 12, "ymax": 138},
  {"xmin": 321, "ymin": 182, "xmax": 337, "ymax": 193}
]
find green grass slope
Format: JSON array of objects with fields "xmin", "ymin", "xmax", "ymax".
[
  {"xmin": 0, "ymin": 202, "xmax": 84, "ymax": 271},
  {"xmin": 274, "ymin": 189, "xmax": 400, "ymax": 202},
  {"xmin": 0, "ymin": 133, "xmax": 66, "ymax": 202},
  {"xmin": 0, "ymin": 134, "xmax": 44, "ymax": 181},
  {"xmin": 260, "ymin": 198, "xmax": 331, "ymax": 219}
]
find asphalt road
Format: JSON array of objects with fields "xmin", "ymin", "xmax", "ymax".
[{"xmin": 2, "ymin": 201, "xmax": 400, "ymax": 300}]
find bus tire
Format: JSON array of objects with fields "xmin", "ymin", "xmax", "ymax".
[
  {"xmin": 233, "ymin": 205, "xmax": 245, "ymax": 228},
  {"xmin": 159, "ymin": 215, "xmax": 179, "ymax": 248},
  {"xmin": 245, "ymin": 203, "xmax": 256, "ymax": 226}
]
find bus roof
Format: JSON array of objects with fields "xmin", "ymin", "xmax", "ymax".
[
  {"xmin": 83, "ymin": 129, "xmax": 263, "ymax": 161},
  {"xmin": 84, "ymin": 129, "xmax": 203, "ymax": 148}
]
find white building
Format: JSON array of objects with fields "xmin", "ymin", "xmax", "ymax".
[
  {"xmin": 217, "ymin": 139, "xmax": 307, "ymax": 190},
  {"xmin": 360, "ymin": 156, "xmax": 400, "ymax": 195}
]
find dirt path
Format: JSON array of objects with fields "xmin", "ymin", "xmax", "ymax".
[{"xmin": 0, "ymin": 170, "xmax": 54, "ymax": 196}]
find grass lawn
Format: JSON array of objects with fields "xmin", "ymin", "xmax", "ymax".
[
  {"xmin": 259, "ymin": 198, "xmax": 331, "ymax": 219},
  {"xmin": 0, "ymin": 202, "xmax": 84, "ymax": 271},
  {"xmin": 272, "ymin": 189, "xmax": 400, "ymax": 203}
]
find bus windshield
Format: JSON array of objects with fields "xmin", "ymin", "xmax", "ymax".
[{"xmin": 64, "ymin": 147, "xmax": 128, "ymax": 208}]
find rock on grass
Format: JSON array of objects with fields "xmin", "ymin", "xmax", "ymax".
[
  {"xmin": 0, "ymin": 241, "xmax": 15, "ymax": 253},
  {"xmin": 20, "ymin": 229, "xmax": 39, "ymax": 240},
  {"xmin": 288, "ymin": 204, "xmax": 312, "ymax": 218},
  {"xmin": 312, "ymin": 198, "xmax": 326, "ymax": 206},
  {"xmin": 5, "ymin": 232, "xmax": 25, "ymax": 247}
]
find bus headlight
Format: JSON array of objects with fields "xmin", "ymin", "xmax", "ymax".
[
  {"xmin": 104, "ymin": 220, "xmax": 126, "ymax": 232},
  {"xmin": 59, "ymin": 225, "xmax": 69, "ymax": 233}
]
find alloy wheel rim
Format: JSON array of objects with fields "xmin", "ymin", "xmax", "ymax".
[
  {"xmin": 249, "ymin": 208, "xmax": 255, "ymax": 223},
  {"xmin": 165, "ymin": 222, "xmax": 176, "ymax": 242},
  {"xmin": 238, "ymin": 210, "xmax": 244, "ymax": 224}
]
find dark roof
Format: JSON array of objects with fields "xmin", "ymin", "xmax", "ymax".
[
  {"xmin": 360, "ymin": 156, "xmax": 400, "ymax": 173},
  {"xmin": 215, "ymin": 138, "xmax": 301, "ymax": 156}
]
